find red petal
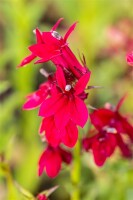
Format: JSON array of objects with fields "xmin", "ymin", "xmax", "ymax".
[
  {"xmin": 35, "ymin": 28, "xmax": 43, "ymax": 43},
  {"xmin": 38, "ymin": 149, "xmax": 48, "ymax": 176},
  {"xmin": 23, "ymin": 90, "xmax": 48, "ymax": 110},
  {"xmin": 62, "ymin": 120, "xmax": 78, "ymax": 147},
  {"xmin": 69, "ymin": 96, "xmax": 89, "ymax": 127},
  {"xmin": 62, "ymin": 46, "xmax": 87, "ymax": 79},
  {"xmin": 45, "ymin": 149, "xmax": 62, "ymax": 178},
  {"xmin": 59, "ymin": 147, "xmax": 72, "ymax": 164},
  {"xmin": 44, "ymin": 117, "xmax": 64, "ymax": 147},
  {"xmin": 120, "ymin": 116, "xmax": 133, "ymax": 141},
  {"xmin": 39, "ymin": 94, "xmax": 63, "ymax": 117},
  {"xmin": 56, "ymin": 67, "xmax": 66, "ymax": 90},
  {"xmin": 39, "ymin": 117, "xmax": 53, "ymax": 134},
  {"xmin": 82, "ymin": 137, "xmax": 94, "ymax": 151},
  {"xmin": 126, "ymin": 52, "xmax": 133, "ymax": 66},
  {"xmin": 23, "ymin": 96, "xmax": 42, "ymax": 110},
  {"xmin": 92, "ymin": 147, "xmax": 107, "ymax": 166},
  {"xmin": 40, "ymin": 117, "xmax": 62, "ymax": 147},
  {"xmin": 17, "ymin": 54, "xmax": 36, "ymax": 68},
  {"xmin": 90, "ymin": 108, "xmax": 114, "ymax": 130},
  {"xmin": 35, "ymin": 57, "xmax": 60, "ymax": 64},
  {"xmin": 42, "ymin": 32, "xmax": 62, "ymax": 47},
  {"xmin": 29, "ymin": 44, "xmax": 60, "ymax": 60},
  {"xmin": 113, "ymin": 112, "xmax": 133, "ymax": 141},
  {"xmin": 46, "ymin": 129, "xmax": 64, "ymax": 147},
  {"xmin": 74, "ymin": 72, "xmax": 91, "ymax": 95},
  {"xmin": 116, "ymin": 94, "xmax": 128, "ymax": 110},
  {"xmin": 38, "ymin": 147, "xmax": 62, "ymax": 178},
  {"xmin": 116, "ymin": 134, "xmax": 132, "ymax": 158},
  {"xmin": 54, "ymin": 96, "xmax": 70, "ymax": 128},
  {"xmin": 64, "ymin": 22, "xmax": 78, "ymax": 42},
  {"xmin": 92, "ymin": 133, "xmax": 116, "ymax": 166},
  {"xmin": 51, "ymin": 18, "xmax": 64, "ymax": 31}
]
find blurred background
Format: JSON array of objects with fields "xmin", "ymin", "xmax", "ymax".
[{"xmin": 0, "ymin": 0, "xmax": 133, "ymax": 199}]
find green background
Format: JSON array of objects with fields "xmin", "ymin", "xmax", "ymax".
[{"xmin": 0, "ymin": 0, "xmax": 133, "ymax": 199}]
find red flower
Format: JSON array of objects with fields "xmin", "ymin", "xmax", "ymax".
[
  {"xmin": 40, "ymin": 116, "xmax": 78, "ymax": 148},
  {"xmin": 83, "ymin": 131, "xmax": 117, "ymax": 166},
  {"xmin": 38, "ymin": 145, "xmax": 72, "ymax": 178},
  {"xmin": 126, "ymin": 52, "xmax": 133, "ymax": 66},
  {"xmin": 90, "ymin": 96, "xmax": 133, "ymax": 158},
  {"xmin": 18, "ymin": 18, "xmax": 89, "ymax": 79},
  {"xmin": 39, "ymin": 67, "xmax": 90, "ymax": 128},
  {"xmin": 37, "ymin": 194, "xmax": 47, "ymax": 200},
  {"xmin": 83, "ymin": 96, "xmax": 133, "ymax": 166}
]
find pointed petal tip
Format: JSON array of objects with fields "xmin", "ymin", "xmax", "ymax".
[
  {"xmin": 16, "ymin": 65, "xmax": 22, "ymax": 69},
  {"xmin": 16, "ymin": 62, "xmax": 27, "ymax": 68},
  {"xmin": 116, "ymin": 93, "xmax": 128, "ymax": 110},
  {"xmin": 64, "ymin": 21, "xmax": 78, "ymax": 42},
  {"xmin": 38, "ymin": 109, "xmax": 46, "ymax": 117},
  {"xmin": 17, "ymin": 54, "xmax": 36, "ymax": 68},
  {"xmin": 38, "ymin": 169, "xmax": 42, "ymax": 177},
  {"xmin": 51, "ymin": 18, "xmax": 64, "ymax": 31}
]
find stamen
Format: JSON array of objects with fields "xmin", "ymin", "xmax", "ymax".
[
  {"xmin": 103, "ymin": 126, "xmax": 117, "ymax": 134},
  {"xmin": 51, "ymin": 31, "xmax": 62, "ymax": 40},
  {"xmin": 104, "ymin": 103, "xmax": 115, "ymax": 111},
  {"xmin": 99, "ymin": 137, "xmax": 105, "ymax": 142},
  {"xmin": 40, "ymin": 68, "xmax": 49, "ymax": 77},
  {"xmin": 33, "ymin": 29, "xmax": 36, "ymax": 34},
  {"xmin": 65, "ymin": 85, "xmax": 71, "ymax": 91}
]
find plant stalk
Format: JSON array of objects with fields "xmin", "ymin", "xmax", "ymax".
[{"xmin": 70, "ymin": 140, "xmax": 81, "ymax": 200}]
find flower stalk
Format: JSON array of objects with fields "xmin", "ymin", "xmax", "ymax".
[{"xmin": 70, "ymin": 140, "xmax": 81, "ymax": 200}]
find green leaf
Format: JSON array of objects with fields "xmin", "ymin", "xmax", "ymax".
[{"xmin": 15, "ymin": 182, "xmax": 35, "ymax": 200}]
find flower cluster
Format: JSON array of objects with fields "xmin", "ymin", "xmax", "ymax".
[
  {"xmin": 19, "ymin": 18, "xmax": 90, "ymax": 177},
  {"xmin": 82, "ymin": 95, "xmax": 133, "ymax": 166},
  {"xmin": 19, "ymin": 18, "xmax": 133, "ymax": 179}
]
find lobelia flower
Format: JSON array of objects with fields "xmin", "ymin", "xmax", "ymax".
[
  {"xmin": 83, "ymin": 95, "xmax": 133, "ymax": 166},
  {"xmin": 82, "ymin": 130, "xmax": 117, "ymax": 166},
  {"xmin": 19, "ymin": 18, "xmax": 91, "ymax": 177},
  {"xmin": 38, "ymin": 145, "xmax": 72, "ymax": 178},
  {"xmin": 91, "ymin": 95, "xmax": 133, "ymax": 144},
  {"xmin": 126, "ymin": 52, "xmax": 133, "ymax": 66},
  {"xmin": 18, "ymin": 18, "xmax": 89, "ymax": 79},
  {"xmin": 23, "ymin": 65, "xmax": 90, "ymax": 148},
  {"xmin": 39, "ymin": 66, "xmax": 90, "ymax": 129}
]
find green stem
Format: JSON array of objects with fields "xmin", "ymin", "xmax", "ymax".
[{"xmin": 70, "ymin": 140, "xmax": 81, "ymax": 200}]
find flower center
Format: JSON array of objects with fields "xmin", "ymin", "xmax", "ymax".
[
  {"xmin": 51, "ymin": 31, "xmax": 62, "ymax": 40},
  {"xmin": 98, "ymin": 137, "xmax": 105, "ymax": 142},
  {"xmin": 65, "ymin": 84, "xmax": 72, "ymax": 91},
  {"xmin": 103, "ymin": 126, "xmax": 117, "ymax": 134}
]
